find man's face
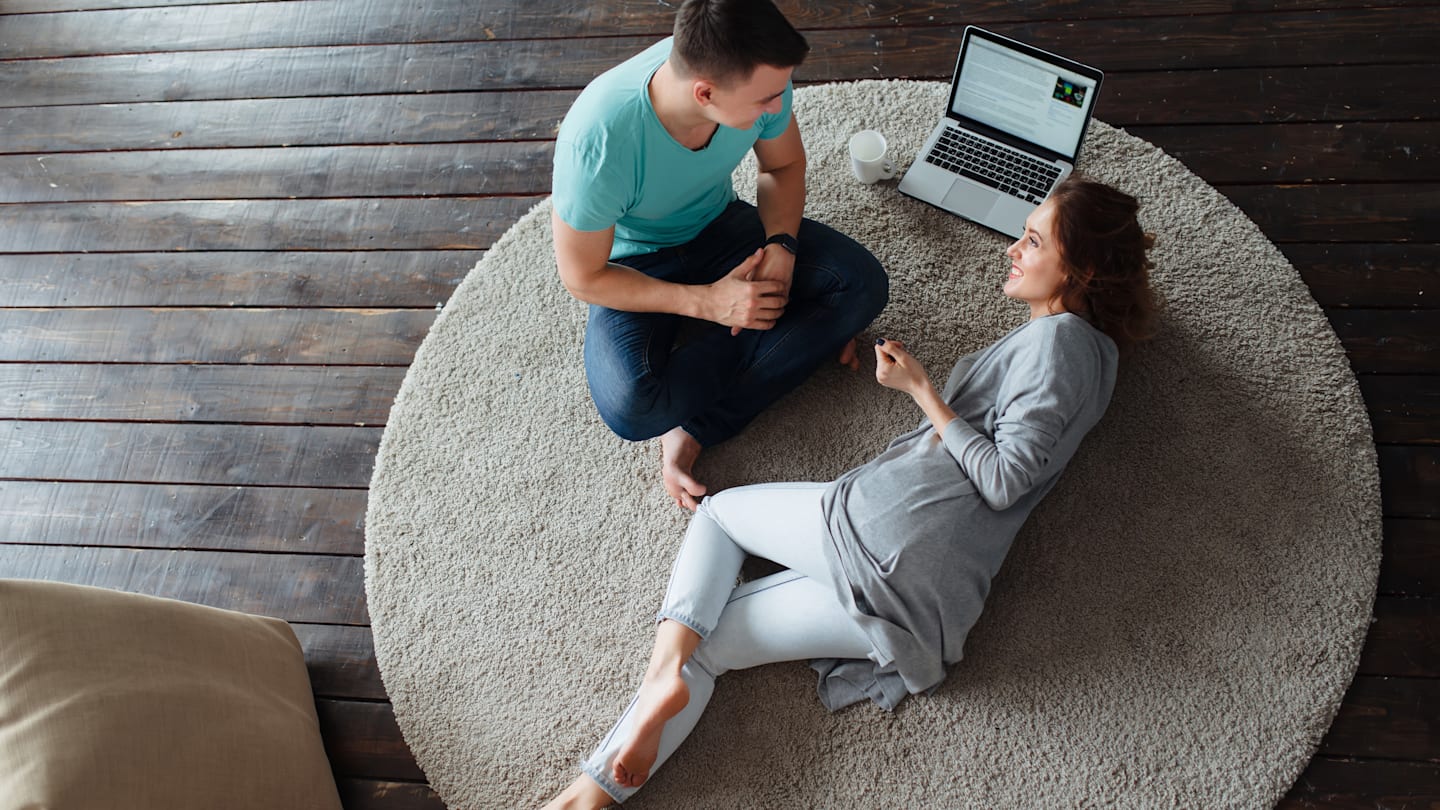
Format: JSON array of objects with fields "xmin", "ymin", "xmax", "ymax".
[{"xmin": 699, "ymin": 64, "xmax": 792, "ymax": 130}]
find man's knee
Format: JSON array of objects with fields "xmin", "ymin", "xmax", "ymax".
[
  {"xmin": 588, "ymin": 375, "xmax": 667, "ymax": 442},
  {"xmin": 822, "ymin": 246, "xmax": 889, "ymax": 329},
  {"xmin": 797, "ymin": 228, "xmax": 890, "ymax": 318},
  {"xmin": 846, "ymin": 249, "xmax": 890, "ymax": 319}
]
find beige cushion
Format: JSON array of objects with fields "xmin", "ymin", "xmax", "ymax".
[{"xmin": 0, "ymin": 579, "xmax": 343, "ymax": 810}]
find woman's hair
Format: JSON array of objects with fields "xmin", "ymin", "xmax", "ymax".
[
  {"xmin": 1046, "ymin": 176, "xmax": 1161, "ymax": 352},
  {"xmin": 672, "ymin": 0, "xmax": 809, "ymax": 85}
]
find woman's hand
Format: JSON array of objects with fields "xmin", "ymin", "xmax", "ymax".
[
  {"xmin": 874, "ymin": 338, "xmax": 932, "ymax": 398},
  {"xmin": 875, "ymin": 338, "xmax": 958, "ymax": 437}
]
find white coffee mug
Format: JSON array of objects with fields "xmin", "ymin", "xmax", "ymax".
[{"xmin": 848, "ymin": 130, "xmax": 896, "ymax": 184}]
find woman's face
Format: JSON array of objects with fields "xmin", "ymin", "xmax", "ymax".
[{"xmin": 1004, "ymin": 198, "xmax": 1069, "ymax": 318}]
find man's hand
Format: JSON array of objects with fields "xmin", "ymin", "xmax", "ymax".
[
  {"xmin": 753, "ymin": 242, "xmax": 795, "ymax": 296},
  {"xmin": 728, "ymin": 243, "xmax": 795, "ymax": 335},
  {"xmin": 705, "ymin": 248, "xmax": 788, "ymax": 331}
]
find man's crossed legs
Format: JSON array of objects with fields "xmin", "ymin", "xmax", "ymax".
[{"xmin": 583, "ymin": 200, "xmax": 888, "ymax": 508}]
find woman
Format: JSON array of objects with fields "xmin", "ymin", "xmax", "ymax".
[{"xmin": 543, "ymin": 176, "xmax": 1159, "ymax": 809}]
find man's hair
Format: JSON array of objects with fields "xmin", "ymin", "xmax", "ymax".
[{"xmin": 672, "ymin": 0, "xmax": 809, "ymax": 85}]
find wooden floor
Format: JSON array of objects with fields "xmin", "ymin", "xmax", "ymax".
[{"xmin": 1, "ymin": 1, "xmax": 1435, "ymax": 807}]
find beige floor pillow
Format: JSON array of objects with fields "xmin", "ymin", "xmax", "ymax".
[{"xmin": 0, "ymin": 579, "xmax": 342, "ymax": 810}]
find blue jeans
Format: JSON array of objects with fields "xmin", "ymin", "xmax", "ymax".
[
  {"xmin": 580, "ymin": 483, "xmax": 876, "ymax": 803},
  {"xmin": 584, "ymin": 201, "xmax": 889, "ymax": 446}
]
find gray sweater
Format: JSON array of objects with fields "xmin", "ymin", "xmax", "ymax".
[{"xmin": 814, "ymin": 313, "xmax": 1118, "ymax": 711}]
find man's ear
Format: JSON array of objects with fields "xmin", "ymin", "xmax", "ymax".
[{"xmin": 692, "ymin": 80, "xmax": 715, "ymax": 107}]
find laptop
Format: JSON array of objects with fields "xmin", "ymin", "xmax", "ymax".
[{"xmin": 897, "ymin": 26, "xmax": 1103, "ymax": 239}]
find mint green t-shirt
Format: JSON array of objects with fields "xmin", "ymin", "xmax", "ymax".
[{"xmin": 552, "ymin": 37, "xmax": 795, "ymax": 260}]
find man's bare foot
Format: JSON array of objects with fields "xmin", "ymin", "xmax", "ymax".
[
  {"xmin": 541, "ymin": 774, "xmax": 614, "ymax": 810},
  {"xmin": 660, "ymin": 426, "xmax": 706, "ymax": 511},
  {"xmin": 612, "ymin": 665, "xmax": 691, "ymax": 789},
  {"xmin": 837, "ymin": 337, "xmax": 861, "ymax": 371}
]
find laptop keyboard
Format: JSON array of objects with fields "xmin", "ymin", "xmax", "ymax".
[{"xmin": 924, "ymin": 127, "xmax": 1063, "ymax": 203}]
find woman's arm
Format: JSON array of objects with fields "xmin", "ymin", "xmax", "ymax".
[
  {"xmin": 875, "ymin": 333, "xmax": 1097, "ymax": 511},
  {"xmin": 874, "ymin": 338, "xmax": 957, "ymax": 435}
]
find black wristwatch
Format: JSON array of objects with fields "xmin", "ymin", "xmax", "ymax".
[{"xmin": 763, "ymin": 232, "xmax": 799, "ymax": 255}]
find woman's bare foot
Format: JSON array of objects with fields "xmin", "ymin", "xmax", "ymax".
[
  {"xmin": 612, "ymin": 662, "xmax": 691, "ymax": 788},
  {"xmin": 612, "ymin": 620, "xmax": 701, "ymax": 790},
  {"xmin": 541, "ymin": 774, "xmax": 614, "ymax": 810},
  {"xmin": 660, "ymin": 426, "xmax": 706, "ymax": 511}
]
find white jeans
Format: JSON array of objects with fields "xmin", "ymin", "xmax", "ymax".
[{"xmin": 580, "ymin": 482, "xmax": 875, "ymax": 803}]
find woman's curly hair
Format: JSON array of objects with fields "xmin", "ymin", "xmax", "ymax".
[{"xmin": 1046, "ymin": 176, "xmax": 1161, "ymax": 353}]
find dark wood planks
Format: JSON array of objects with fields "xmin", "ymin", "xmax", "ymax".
[
  {"xmin": 8, "ymin": 17, "xmax": 1440, "ymax": 108},
  {"xmin": 0, "ymin": 196, "xmax": 542, "ymax": 252},
  {"xmin": 4, "ymin": 0, "xmax": 300, "ymax": 13},
  {"xmin": 1379, "ymin": 446, "xmax": 1440, "ymax": 519},
  {"xmin": 1320, "ymin": 676, "xmax": 1440, "ymax": 762},
  {"xmin": 1286, "ymin": 245, "xmax": 1440, "ymax": 310},
  {"xmin": 0, "ymin": 364, "xmax": 406, "ymax": 424},
  {"xmin": 8, "ymin": 0, "xmax": 1438, "ymax": 25},
  {"xmin": 1103, "ymin": 66, "xmax": 1440, "ymax": 127},
  {"xmin": 6, "ymin": 3, "xmax": 1435, "ymax": 63},
  {"xmin": 317, "ymin": 699, "xmax": 425, "ymax": 782},
  {"xmin": 1281, "ymin": 757, "xmax": 1440, "ymax": 809},
  {"xmin": 1361, "ymin": 377, "xmax": 1440, "ymax": 446},
  {"xmin": 1327, "ymin": 310, "xmax": 1440, "ymax": 374},
  {"xmin": 0, "ymin": 93, "xmax": 574, "ymax": 154},
  {"xmin": 0, "ymin": 252, "xmax": 473, "ymax": 308},
  {"xmin": 294, "ymin": 623, "xmax": 385, "ymax": 700},
  {"xmin": 1222, "ymin": 184, "xmax": 1440, "ymax": 243},
  {"xmin": 1358, "ymin": 598, "xmax": 1439, "ymax": 678},
  {"xmin": 0, "ymin": 481, "xmax": 367, "ymax": 554},
  {"xmin": 335, "ymin": 779, "xmax": 444, "ymax": 810},
  {"xmin": 0, "ymin": 142, "xmax": 556, "ymax": 204},
  {"xmin": 0, "ymin": 308, "xmax": 435, "ymax": 364},
  {"xmin": 0, "ymin": 421, "xmax": 380, "ymax": 486},
  {"xmin": 1131, "ymin": 122, "xmax": 1440, "ymax": 184},
  {"xmin": 0, "ymin": 544, "xmax": 368, "ymax": 624},
  {"xmin": 1243, "ymin": 187, "xmax": 1440, "ymax": 247},
  {"xmin": 1382, "ymin": 520, "xmax": 1440, "ymax": 596}
]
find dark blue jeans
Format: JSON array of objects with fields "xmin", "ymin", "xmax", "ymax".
[{"xmin": 584, "ymin": 200, "xmax": 889, "ymax": 447}]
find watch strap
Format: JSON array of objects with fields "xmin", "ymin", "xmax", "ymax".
[{"xmin": 763, "ymin": 232, "xmax": 799, "ymax": 255}]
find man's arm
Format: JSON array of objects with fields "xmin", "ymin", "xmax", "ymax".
[
  {"xmin": 751, "ymin": 114, "xmax": 806, "ymax": 287},
  {"xmin": 551, "ymin": 209, "xmax": 785, "ymax": 329}
]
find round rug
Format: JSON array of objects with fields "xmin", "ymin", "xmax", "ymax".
[{"xmin": 364, "ymin": 81, "xmax": 1381, "ymax": 809}]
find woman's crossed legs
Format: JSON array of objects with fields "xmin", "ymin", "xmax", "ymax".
[{"xmin": 543, "ymin": 483, "xmax": 874, "ymax": 808}]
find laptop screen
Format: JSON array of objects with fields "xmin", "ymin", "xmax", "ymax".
[{"xmin": 948, "ymin": 29, "xmax": 1101, "ymax": 160}]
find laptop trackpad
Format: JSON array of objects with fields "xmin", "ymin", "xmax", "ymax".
[{"xmin": 941, "ymin": 181, "xmax": 998, "ymax": 221}]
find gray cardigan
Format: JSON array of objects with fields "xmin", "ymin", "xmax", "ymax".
[{"xmin": 814, "ymin": 313, "xmax": 1119, "ymax": 711}]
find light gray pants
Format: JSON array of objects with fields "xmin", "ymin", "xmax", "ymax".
[{"xmin": 580, "ymin": 482, "xmax": 875, "ymax": 802}]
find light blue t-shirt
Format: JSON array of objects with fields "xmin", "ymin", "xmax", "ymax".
[{"xmin": 552, "ymin": 37, "xmax": 795, "ymax": 260}]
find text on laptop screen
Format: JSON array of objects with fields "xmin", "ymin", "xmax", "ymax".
[{"xmin": 950, "ymin": 36, "xmax": 1096, "ymax": 159}]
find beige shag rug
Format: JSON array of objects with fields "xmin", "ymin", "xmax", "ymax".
[{"xmin": 364, "ymin": 81, "xmax": 1381, "ymax": 809}]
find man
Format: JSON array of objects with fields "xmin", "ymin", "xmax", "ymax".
[{"xmin": 551, "ymin": 0, "xmax": 888, "ymax": 510}]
